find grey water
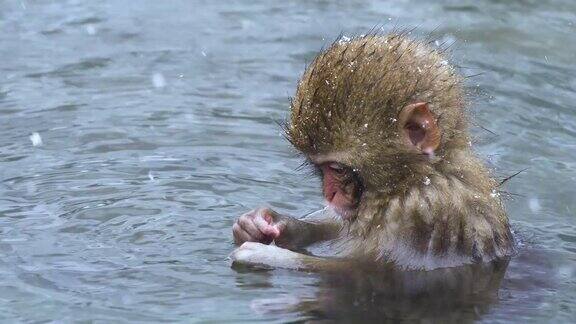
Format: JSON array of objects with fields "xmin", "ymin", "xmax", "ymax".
[{"xmin": 0, "ymin": 0, "xmax": 575, "ymax": 322}]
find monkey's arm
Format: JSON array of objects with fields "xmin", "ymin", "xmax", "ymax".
[
  {"xmin": 274, "ymin": 211, "xmax": 342, "ymax": 250},
  {"xmin": 233, "ymin": 208, "xmax": 341, "ymax": 249},
  {"xmin": 230, "ymin": 242, "xmax": 352, "ymax": 272}
]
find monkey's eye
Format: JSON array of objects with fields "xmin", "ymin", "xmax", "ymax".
[{"xmin": 328, "ymin": 162, "xmax": 346, "ymax": 175}]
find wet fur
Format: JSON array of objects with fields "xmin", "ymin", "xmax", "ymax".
[{"xmin": 287, "ymin": 33, "xmax": 515, "ymax": 270}]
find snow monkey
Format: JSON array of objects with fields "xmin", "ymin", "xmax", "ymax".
[{"xmin": 230, "ymin": 33, "xmax": 515, "ymax": 272}]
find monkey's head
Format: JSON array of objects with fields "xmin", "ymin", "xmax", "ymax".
[{"xmin": 287, "ymin": 34, "xmax": 470, "ymax": 221}]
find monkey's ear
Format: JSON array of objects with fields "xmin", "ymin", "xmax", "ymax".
[{"xmin": 398, "ymin": 102, "xmax": 440, "ymax": 155}]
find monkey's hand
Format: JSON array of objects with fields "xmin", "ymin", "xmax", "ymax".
[
  {"xmin": 230, "ymin": 242, "xmax": 351, "ymax": 272},
  {"xmin": 229, "ymin": 242, "xmax": 303, "ymax": 270},
  {"xmin": 232, "ymin": 208, "xmax": 286, "ymax": 246}
]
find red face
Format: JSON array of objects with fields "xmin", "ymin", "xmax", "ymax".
[{"xmin": 319, "ymin": 162, "xmax": 363, "ymax": 219}]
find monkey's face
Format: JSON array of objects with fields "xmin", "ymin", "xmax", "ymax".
[
  {"xmin": 300, "ymin": 101, "xmax": 440, "ymax": 217},
  {"xmin": 288, "ymin": 35, "xmax": 467, "ymax": 218},
  {"xmin": 315, "ymin": 162, "xmax": 363, "ymax": 220}
]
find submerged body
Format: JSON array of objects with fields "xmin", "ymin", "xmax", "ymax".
[{"xmin": 231, "ymin": 33, "xmax": 515, "ymax": 271}]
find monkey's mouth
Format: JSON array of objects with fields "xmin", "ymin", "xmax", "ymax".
[
  {"xmin": 326, "ymin": 203, "xmax": 356, "ymax": 220},
  {"xmin": 324, "ymin": 184, "xmax": 358, "ymax": 220}
]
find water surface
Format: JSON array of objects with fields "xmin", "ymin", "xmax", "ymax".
[{"xmin": 0, "ymin": 0, "xmax": 575, "ymax": 322}]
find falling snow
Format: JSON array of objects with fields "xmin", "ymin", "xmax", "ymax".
[
  {"xmin": 423, "ymin": 176, "xmax": 431, "ymax": 186},
  {"xmin": 86, "ymin": 24, "xmax": 97, "ymax": 35},
  {"xmin": 152, "ymin": 73, "xmax": 166, "ymax": 88},
  {"xmin": 29, "ymin": 132, "xmax": 42, "ymax": 146},
  {"xmin": 338, "ymin": 36, "xmax": 351, "ymax": 44},
  {"xmin": 490, "ymin": 189, "xmax": 500, "ymax": 198},
  {"xmin": 529, "ymin": 197, "xmax": 541, "ymax": 213}
]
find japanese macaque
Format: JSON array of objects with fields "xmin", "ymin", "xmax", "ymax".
[{"xmin": 230, "ymin": 33, "xmax": 516, "ymax": 271}]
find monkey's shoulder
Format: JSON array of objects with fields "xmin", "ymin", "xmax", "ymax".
[{"xmin": 374, "ymin": 182, "xmax": 515, "ymax": 270}]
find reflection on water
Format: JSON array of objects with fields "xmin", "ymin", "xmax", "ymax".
[
  {"xmin": 294, "ymin": 261, "xmax": 509, "ymax": 322},
  {"xmin": 0, "ymin": 0, "xmax": 575, "ymax": 322},
  {"xmin": 240, "ymin": 250, "xmax": 570, "ymax": 322},
  {"xmin": 243, "ymin": 259, "xmax": 510, "ymax": 322}
]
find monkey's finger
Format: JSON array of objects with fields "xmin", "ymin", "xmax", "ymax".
[
  {"xmin": 272, "ymin": 221, "xmax": 287, "ymax": 236},
  {"xmin": 233, "ymin": 223, "xmax": 253, "ymax": 245},
  {"xmin": 254, "ymin": 216, "xmax": 281, "ymax": 238},
  {"xmin": 238, "ymin": 216, "xmax": 264, "ymax": 240},
  {"xmin": 261, "ymin": 208, "xmax": 281, "ymax": 223},
  {"xmin": 253, "ymin": 208, "xmax": 271, "ymax": 224}
]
